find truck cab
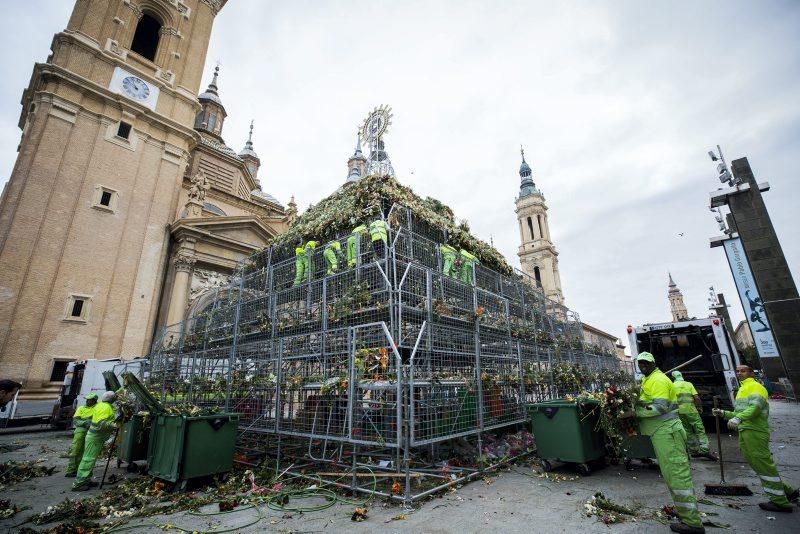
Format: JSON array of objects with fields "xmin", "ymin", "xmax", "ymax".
[{"xmin": 628, "ymin": 317, "xmax": 740, "ymax": 419}]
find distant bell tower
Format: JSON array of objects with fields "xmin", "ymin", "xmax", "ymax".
[
  {"xmin": 515, "ymin": 147, "xmax": 564, "ymax": 303},
  {"xmin": 668, "ymin": 273, "xmax": 689, "ymax": 322},
  {"xmin": 0, "ymin": 0, "xmax": 227, "ymax": 393}
]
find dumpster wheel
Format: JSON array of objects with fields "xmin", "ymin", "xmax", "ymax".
[
  {"xmin": 540, "ymin": 459, "xmax": 553, "ymax": 472},
  {"xmin": 577, "ymin": 463, "xmax": 591, "ymax": 476}
]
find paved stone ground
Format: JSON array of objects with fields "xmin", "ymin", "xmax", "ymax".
[{"xmin": 2, "ymin": 401, "xmax": 798, "ymax": 533}]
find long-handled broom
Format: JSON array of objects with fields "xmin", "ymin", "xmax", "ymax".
[{"xmin": 704, "ymin": 396, "xmax": 752, "ymax": 496}]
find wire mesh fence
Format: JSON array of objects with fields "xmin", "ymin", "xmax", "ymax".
[{"xmin": 146, "ymin": 202, "xmax": 628, "ymax": 499}]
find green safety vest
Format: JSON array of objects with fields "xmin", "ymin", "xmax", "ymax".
[
  {"xmin": 725, "ymin": 377, "xmax": 770, "ymax": 433},
  {"xmin": 88, "ymin": 401, "xmax": 116, "ymax": 434},
  {"xmin": 73, "ymin": 404, "xmax": 95, "ymax": 430},
  {"xmin": 369, "ymin": 220, "xmax": 388, "ymax": 243},
  {"xmin": 673, "ymin": 379, "xmax": 699, "ymax": 415},
  {"xmin": 636, "ymin": 368, "xmax": 678, "ymax": 435}
]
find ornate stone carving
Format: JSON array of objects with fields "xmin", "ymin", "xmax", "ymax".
[
  {"xmin": 189, "ymin": 268, "xmax": 231, "ymax": 302},
  {"xmin": 188, "ymin": 170, "xmax": 210, "ymax": 202},
  {"xmin": 200, "ymin": 0, "xmax": 223, "ymax": 15},
  {"xmin": 124, "ymin": 0, "xmax": 143, "ymax": 20},
  {"xmin": 172, "ymin": 251, "xmax": 196, "ymax": 272}
]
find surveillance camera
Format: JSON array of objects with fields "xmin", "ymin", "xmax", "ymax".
[{"xmin": 708, "ymin": 150, "xmax": 718, "ymax": 162}]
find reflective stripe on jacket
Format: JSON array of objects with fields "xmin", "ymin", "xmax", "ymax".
[
  {"xmin": 725, "ymin": 377, "xmax": 770, "ymax": 433},
  {"xmin": 636, "ymin": 368, "xmax": 678, "ymax": 435}
]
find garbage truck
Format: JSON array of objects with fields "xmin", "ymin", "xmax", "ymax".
[
  {"xmin": 50, "ymin": 358, "xmax": 146, "ymax": 428},
  {"xmin": 627, "ymin": 317, "xmax": 741, "ymax": 420}
]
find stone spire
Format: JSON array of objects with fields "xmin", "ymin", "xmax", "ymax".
[
  {"xmin": 239, "ymin": 120, "xmax": 261, "ymax": 180},
  {"xmin": 518, "ymin": 146, "xmax": 538, "ymax": 198},
  {"xmin": 346, "ymin": 133, "xmax": 367, "ymax": 184},
  {"xmin": 196, "ymin": 65, "xmax": 227, "ymax": 139},
  {"xmin": 285, "ymin": 195, "xmax": 298, "ymax": 223},
  {"xmin": 668, "ymin": 273, "xmax": 689, "ymax": 322}
]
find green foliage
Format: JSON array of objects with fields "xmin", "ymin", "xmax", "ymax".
[{"xmin": 268, "ymin": 174, "xmax": 513, "ymax": 274}]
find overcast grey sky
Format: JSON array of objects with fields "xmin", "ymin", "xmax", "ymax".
[{"xmin": 1, "ymin": 1, "xmax": 798, "ymax": 349}]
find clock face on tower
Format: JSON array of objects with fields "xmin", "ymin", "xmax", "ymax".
[{"xmin": 121, "ymin": 76, "xmax": 151, "ymax": 101}]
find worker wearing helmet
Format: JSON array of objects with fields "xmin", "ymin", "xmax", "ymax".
[
  {"xmin": 72, "ymin": 391, "xmax": 118, "ymax": 491},
  {"xmin": 64, "ymin": 393, "xmax": 98, "ymax": 477},
  {"xmin": 712, "ymin": 365, "xmax": 798, "ymax": 512},
  {"xmin": 633, "ymin": 353, "xmax": 703, "ymax": 533},
  {"xmin": 671, "ymin": 371, "xmax": 715, "ymax": 460}
]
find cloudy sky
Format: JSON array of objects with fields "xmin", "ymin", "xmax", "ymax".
[{"xmin": 1, "ymin": 1, "xmax": 798, "ymax": 350}]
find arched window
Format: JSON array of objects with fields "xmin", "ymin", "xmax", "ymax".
[
  {"xmin": 537, "ymin": 215, "xmax": 544, "ymax": 239},
  {"xmin": 526, "ymin": 217, "xmax": 535, "ymax": 240},
  {"xmin": 194, "ymin": 111, "xmax": 205, "ymax": 129},
  {"xmin": 206, "ymin": 113, "xmax": 216, "ymax": 131},
  {"xmin": 533, "ymin": 266, "xmax": 542, "ymax": 286},
  {"xmin": 131, "ymin": 13, "xmax": 162, "ymax": 61},
  {"xmin": 203, "ymin": 203, "xmax": 226, "ymax": 216}
]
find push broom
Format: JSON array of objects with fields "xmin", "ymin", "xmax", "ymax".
[{"xmin": 704, "ymin": 396, "xmax": 752, "ymax": 496}]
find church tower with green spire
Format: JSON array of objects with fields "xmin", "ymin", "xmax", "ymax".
[{"xmin": 514, "ymin": 147, "xmax": 564, "ymax": 304}]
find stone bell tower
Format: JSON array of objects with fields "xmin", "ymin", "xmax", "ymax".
[
  {"xmin": 0, "ymin": 0, "xmax": 227, "ymax": 393},
  {"xmin": 668, "ymin": 273, "xmax": 689, "ymax": 322},
  {"xmin": 515, "ymin": 148, "xmax": 564, "ymax": 304}
]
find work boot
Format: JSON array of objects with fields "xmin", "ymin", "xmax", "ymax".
[
  {"xmin": 72, "ymin": 483, "xmax": 90, "ymax": 491},
  {"xmin": 701, "ymin": 451, "xmax": 718, "ymax": 461},
  {"xmin": 759, "ymin": 502, "xmax": 793, "ymax": 513},
  {"xmin": 670, "ymin": 522, "xmax": 705, "ymax": 534},
  {"xmin": 64, "ymin": 472, "xmax": 76, "ymax": 478}
]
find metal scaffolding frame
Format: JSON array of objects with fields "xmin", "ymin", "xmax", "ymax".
[{"xmin": 145, "ymin": 203, "xmax": 629, "ymax": 504}]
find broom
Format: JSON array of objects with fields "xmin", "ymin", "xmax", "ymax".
[{"xmin": 704, "ymin": 396, "xmax": 752, "ymax": 496}]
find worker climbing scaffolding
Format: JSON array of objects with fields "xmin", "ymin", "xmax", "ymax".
[
  {"xmin": 323, "ymin": 240, "xmax": 343, "ymax": 275},
  {"xmin": 440, "ymin": 241, "xmax": 457, "ymax": 278},
  {"xmin": 671, "ymin": 371, "xmax": 714, "ymax": 459},
  {"xmin": 292, "ymin": 240, "xmax": 317, "ymax": 286},
  {"xmin": 368, "ymin": 218, "xmax": 389, "ymax": 262},
  {"xmin": 64, "ymin": 393, "xmax": 98, "ymax": 477},
  {"xmin": 459, "ymin": 249, "xmax": 478, "ymax": 284},
  {"xmin": 347, "ymin": 225, "xmax": 368, "ymax": 268},
  {"xmin": 72, "ymin": 391, "xmax": 118, "ymax": 491}
]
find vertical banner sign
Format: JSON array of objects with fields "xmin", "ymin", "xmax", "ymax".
[{"xmin": 723, "ymin": 237, "xmax": 780, "ymax": 358}]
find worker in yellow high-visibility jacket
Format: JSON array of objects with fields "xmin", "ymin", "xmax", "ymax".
[
  {"xmin": 628, "ymin": 353, "xmax": 704, "ymax": 534},
  {"xmin": 72, "ymin": 391, "xmax": 118, "ymax": 491},
  {"xmin": 346, "ymin": 225, "xmax": 368, "ymax": 268},
  {"xmin": 64, "ymin": 393, "xmax": 98, "ymax": 477},
  {"xmin": 368, "ymin": 219, "xmax": 389, "ymax": 262},
  {"xmin": 713, "ymin": 365, "xmax": 798, "ymax": 513},
  {"xmin": 671, "ymin": 371, "xmax": 714, "ymax": 460}
]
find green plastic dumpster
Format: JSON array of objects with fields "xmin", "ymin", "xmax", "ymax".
[
  {"xmin": 528, "ymin": 399, "xmax": 606, "ymax": 475},
  {"xmin": 147, "ymin": 412, "xmax": 239, "ymax": 485},
  {"xmin": 121, "ymin": 372, "xmax": 240, "ymax": 486},
  {"xmin": 117, "ymin": 413, "xmax": 150, "ymax": 473},
  {"xmin": 619, "ymin": 433, "xmax": 656, "ymax": 470}
]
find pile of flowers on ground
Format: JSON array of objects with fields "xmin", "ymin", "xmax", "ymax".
[
  {"xmin": 584, "ymin": 492, "xmax": 638, "ymax": 524},
  {"xmin": 0, "ymin": 460, "xmax": 56, "ymax": 488}
]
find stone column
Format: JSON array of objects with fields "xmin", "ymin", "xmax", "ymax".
[{"xmin": 166, "ymin": 250, "xmax": 196, "ymax": 327}]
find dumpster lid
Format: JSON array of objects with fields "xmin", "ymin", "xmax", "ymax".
[
  {"xmin": 122, "ymin": 372, "xmax": 164, "ymax": 413},
  {"xmin": 103, "ymin": 370, "xmax": 122, "ymax": 392}
]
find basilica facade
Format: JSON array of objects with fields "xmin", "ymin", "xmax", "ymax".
[{"xmin": 0, "ymin": 0, "xmax": 292, "ymax": 401}]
